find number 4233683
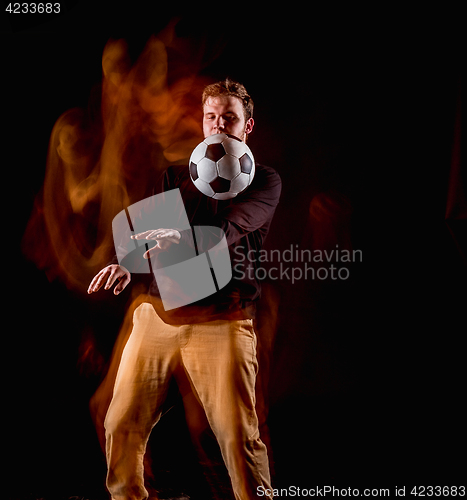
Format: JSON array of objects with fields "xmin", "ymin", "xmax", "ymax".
[{"xmin": 5, "ymin": 3, "xmax": 60, "ymax": 13}]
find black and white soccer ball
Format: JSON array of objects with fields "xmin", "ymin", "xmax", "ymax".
[{"xmin": 189, "ymin": 133, "xmax": 255, "ymax": 200}]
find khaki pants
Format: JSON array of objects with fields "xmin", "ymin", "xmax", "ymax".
[{"xmin": 104, "ymin": 302, "xmax": 272, "ymax": 500}]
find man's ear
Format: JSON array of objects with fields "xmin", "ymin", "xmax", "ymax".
[{"xmin": 245, "ymin": 117, "xmax": 254, "ymax": 136}]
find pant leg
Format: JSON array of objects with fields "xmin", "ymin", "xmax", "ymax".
[
  {"xmin": 180, "ymin": 318, "xmax": 273, "ymax": 500},
  {"xmin": 104, "ymin": 303, "xmax": 180, "ymax": 500}
]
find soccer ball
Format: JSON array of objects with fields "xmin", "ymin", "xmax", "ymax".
[{"xmin": 189, "ymin": 133, "xmax": 255, "ymax": 200}]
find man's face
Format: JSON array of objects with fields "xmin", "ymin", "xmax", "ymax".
[{"xmin": 203, "ymin": 96, "xmax": 254, "ymax": 142}]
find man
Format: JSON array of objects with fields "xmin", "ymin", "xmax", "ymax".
[{"xmin": 88, "ymin": 79, "xmax": 281, "ymax": 500}]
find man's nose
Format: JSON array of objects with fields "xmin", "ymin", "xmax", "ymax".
[{"xmin": 214, "ymin": 117, "xmax": 226, "ymax": 132}]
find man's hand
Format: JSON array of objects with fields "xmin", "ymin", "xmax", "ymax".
[
  {"xmin": 87, "ymin": 265, "xmax": 131, "ymax": 295},
  {"xmin": 131, "ymin": 228, "xmax": 181, "ymax": 260}
]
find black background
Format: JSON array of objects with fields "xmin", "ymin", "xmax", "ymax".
[{"xmin": 3, "ymin": 2, "xmax": 466, "ymax": 499}]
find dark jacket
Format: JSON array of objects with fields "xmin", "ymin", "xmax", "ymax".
[{"xmin": 120, "ymin": 163, "xmax": 281, "ymax": 324}]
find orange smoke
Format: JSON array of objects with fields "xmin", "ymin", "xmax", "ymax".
[{"xmin": 22, "ymin": 24, "xmax": 207, "ymax": 291}]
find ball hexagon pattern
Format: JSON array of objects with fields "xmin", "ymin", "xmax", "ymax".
[{"xmin": 189, "ymin": 133, "xmax": 255, "ymax": 200}]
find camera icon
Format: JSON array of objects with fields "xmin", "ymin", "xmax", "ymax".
[{"xmin": 112, "ymin": 189, "xmax": 232, "ymax": 310}]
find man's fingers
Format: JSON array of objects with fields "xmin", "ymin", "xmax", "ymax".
[
  {"xmin": 131, "ymin": 230, "xmax": 154, "ymax": 240},
  {"xmin": 143, "ymin": 245, "xmax": 160, "ymax": 260},
  {"xmin": 131, "ymin": 229, "xmax": 179, "ymax": 241},
  {"xmin": 94, "ymin": 269, "xmax": 110, "ymax": 291},
  {"xmin": 87, "ymin": 265, "xmax": 131, "ymax": 294},
  {"xmin": 131, "ymin": 230, "xmax": 164, "ymax": 240},
  {"xmin": 104, "ymin": 267, "xmax": 120, "ymax": 290},
  {"xmin": 114, "ymin": 273, "xmax": 131, "ymax": 295},
  {"xmin": 142, "ymin": 238, "xmax": 175, "ymax": 259},
  {"xmin": 87, "ymin": 277, "xmax": 97, "ymax": 294},
  {"xmin": 87, "ymin": 268, "xmax": 110, "ymax": 293}
]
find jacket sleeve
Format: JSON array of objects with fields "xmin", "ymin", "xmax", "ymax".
[{"xmin": 213, "ymin": 167, "xmax": 282, "ymax": 245}]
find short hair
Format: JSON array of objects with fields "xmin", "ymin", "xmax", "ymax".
[{"xmin": 202, "ymin": 78, "xmax": 254, "ymax": 121}]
